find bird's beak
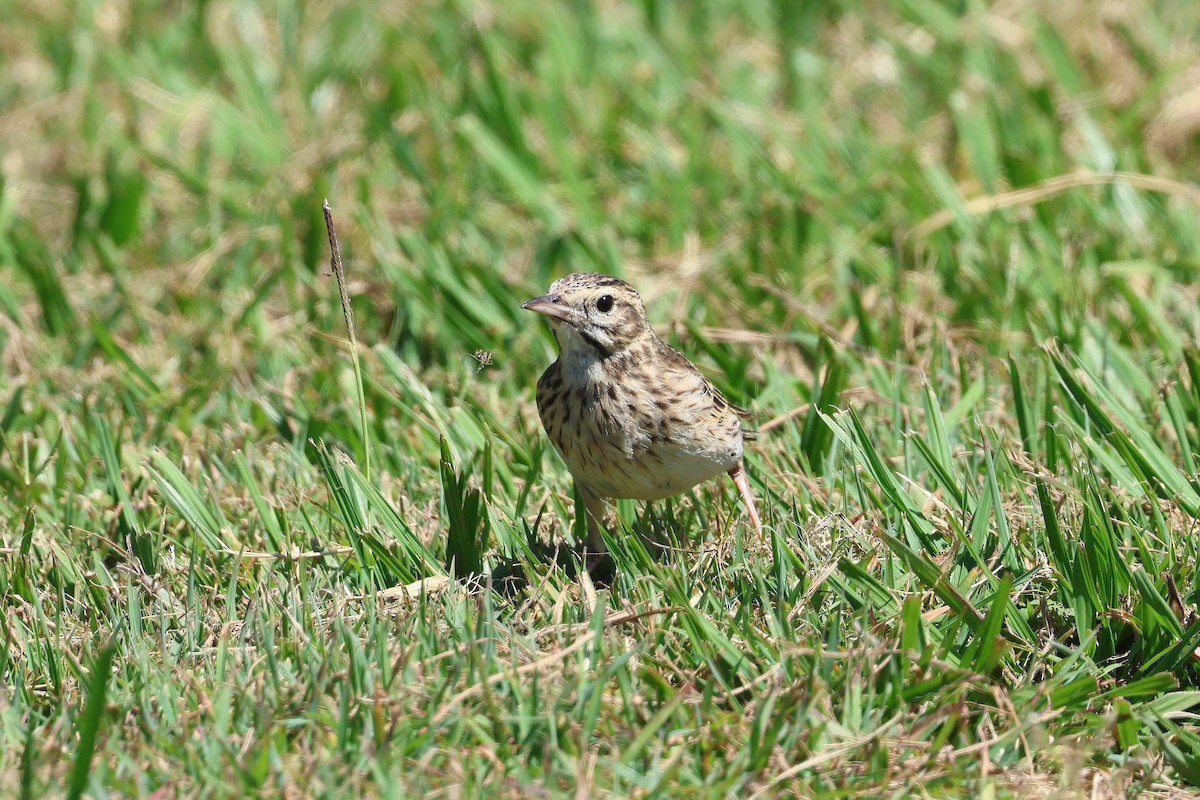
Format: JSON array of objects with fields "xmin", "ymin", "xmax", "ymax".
[{"xmin": 522, "ymin": 294, "xmax": 580, "ymax": 325}]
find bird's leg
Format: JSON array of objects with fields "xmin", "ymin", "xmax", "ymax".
[
  {"xmin": 579, "ymin": 486, "xmax": 610, "ymax": 553},
  {"xmin": 727, "ymin": 461, "xmax": 763, "ymax": 536}
]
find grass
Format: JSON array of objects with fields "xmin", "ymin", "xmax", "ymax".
[{"xmin": 2, "ymin": 0, "xmax": 1200, "ymax": 795}]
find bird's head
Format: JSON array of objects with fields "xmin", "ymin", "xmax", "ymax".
[{"xmin": 522, "ymin": 273, "xmax": 651, "ymax": 356}]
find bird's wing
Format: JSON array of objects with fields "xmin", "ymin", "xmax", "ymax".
[{"xmin": 656, "ymin": 341, "xmax": 758, "ymax": 439}]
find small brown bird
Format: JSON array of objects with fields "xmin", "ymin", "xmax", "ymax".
[{"xmin": 523, "ymin": 272, "xmax": 764, "ymax": 552}]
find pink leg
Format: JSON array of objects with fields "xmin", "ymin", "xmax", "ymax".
[
  {"xmin": 580, "ymin": 487, "xmax": 610, "ymax": 553},
  {"xmin": 728, "ymin": 462, "xmax": 763, "ymax": 536}
]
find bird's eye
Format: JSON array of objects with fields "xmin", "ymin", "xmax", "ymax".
[{"xmin": 596, "ymin": 295, "xmax": 614, "ymax": 313}]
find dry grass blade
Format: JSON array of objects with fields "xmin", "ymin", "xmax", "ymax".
[{"xmin": 908, "ymin": 170, "xmax": 1200, "ymax": 239}]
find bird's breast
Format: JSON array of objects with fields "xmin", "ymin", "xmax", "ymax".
[{"xmin": 536, "ymin": 353, "xmax": 743, "ymax": 501}]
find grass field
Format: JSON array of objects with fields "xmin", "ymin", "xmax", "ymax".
[{"xmin": 4, "ymin": 0, "xmax": 1200, "ymax": 796}]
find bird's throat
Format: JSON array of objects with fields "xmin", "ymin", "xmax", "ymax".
[{"xmin": 553, "ymin": 322, "xmax": 611, "ymax": 360}]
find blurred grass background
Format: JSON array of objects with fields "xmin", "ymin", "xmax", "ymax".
[{"xmin": 3, "ymin": 0, "xmax": 1200, "ymax": 796}]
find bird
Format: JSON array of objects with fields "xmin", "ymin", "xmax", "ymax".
[{"xmin": 522, "ymin": 272, "xmax": 764, "ymax": 553}]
